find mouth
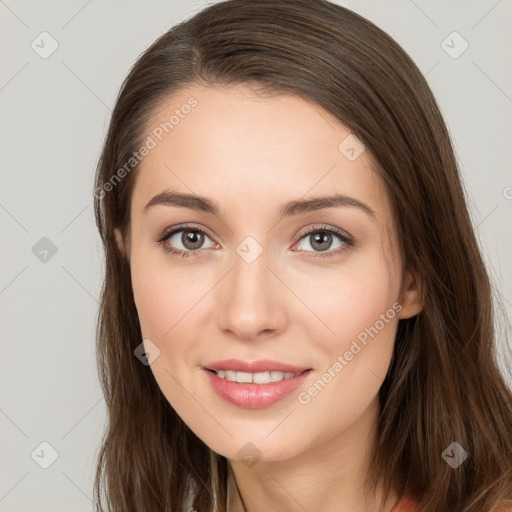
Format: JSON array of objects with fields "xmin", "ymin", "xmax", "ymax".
[
  {"xmin": 202, "ymin": 359, "xmax": 313, "ymax": 408},
  {"xmin": 202, "ymin": 366, "xmax": 314, "ymax": 409},
  {"xmin": 204, "ymin": 368, "xmax": 311, "ymax": 384},
  {"xmin": 202, "ymin": 359, "xmax": 314, "ymax": 409}
]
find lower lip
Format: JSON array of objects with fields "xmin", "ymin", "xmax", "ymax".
[{"xmin": 202, "ymin": 368, "xmax": 313, "ymax": 409}]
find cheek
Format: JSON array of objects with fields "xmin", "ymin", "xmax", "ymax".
[
  {"xmin": 291, "ymin": 258, "xmax": 400, "ymax": 403},
  {"xmin": 131, "ymin": 268, "xmax": 171, "ymax": 339},
  {"xmin": 129, "ymin": 242, "xmax": 205, "ymax": 340},
  {"xmin": 290, "ymin": 257, "xmax": 399, "ymax": 345},
  {"xmin": 296, "ymin": 273, "xmax": 399, "ymax": 428},
  {"xmin": 129, "ymin": 252, "xmax": 205, "ymax": 414}
]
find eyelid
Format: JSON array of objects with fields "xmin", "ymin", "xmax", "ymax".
[
  {"xmin": 294, "ymin": 223, "xmax": 352, "ymax": 243},
  {"xmin": 156, "ymin": 223, "xmax": 217, "ymax": 244}
]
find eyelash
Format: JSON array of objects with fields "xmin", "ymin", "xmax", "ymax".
[{"xmin": 155, "ymin": 223, "xmax": 354, "ymax": 259}]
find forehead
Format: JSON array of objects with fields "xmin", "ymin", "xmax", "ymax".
[{"xmin": 131, "ymin": 83, "xmax": 391, "ymax": 222}]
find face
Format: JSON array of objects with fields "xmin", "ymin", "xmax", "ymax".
[{"xmin": 117, "ymin": 83, "xmax": 422, "ymax": 462}]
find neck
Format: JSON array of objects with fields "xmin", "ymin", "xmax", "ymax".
[{"xmin": 226, "ymin": 396, "xmax": 398, "ymax": 512}]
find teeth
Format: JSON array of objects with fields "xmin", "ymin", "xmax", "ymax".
[{"xmin": 214, "ymin": 370, "xmax": 301, "ymax": 383}]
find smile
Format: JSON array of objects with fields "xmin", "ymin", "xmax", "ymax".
[
  {"xmin": 203, "ymin": 368, "xmax": 313, "ymax": 409},
  {"xmin": 208, "ymin": 369, "xmax": 304, "ymax": 384}
]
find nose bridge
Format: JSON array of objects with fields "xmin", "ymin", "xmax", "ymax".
[
  {"xmin": 231, "ymin": 240, "xmax": 269, "ymax": 296},
  {"xmin": 216, "ymin": 236, "xmax": 286, "ymax": 338}
]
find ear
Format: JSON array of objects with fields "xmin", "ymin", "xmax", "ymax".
[
  {"xmin": 114, "ymin": 228, "xmax": 134, "ymax": 295},
  {"xmin": 114, "ymin": 228, "xmax": 125, "ymax": 256},
  {"xmin": 398, "ymin": 269, "xmax": 424, "ymax": 319}
]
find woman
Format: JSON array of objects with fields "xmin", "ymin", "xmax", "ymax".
[{"xmin": 92, "ymin": 0, "xmax": 512, "ymax": 510}]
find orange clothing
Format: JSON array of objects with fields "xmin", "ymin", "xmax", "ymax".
[
  {"xmin": 391, "ymin": 495, "xmax": 420, "ymax": 512},
  {"xmin": 491, "ymin": 502, "xmax": 512, "ymax": 512},
  {"xmin": 391, "ymin": 497, "xmax": 512, "ymax": 512}
]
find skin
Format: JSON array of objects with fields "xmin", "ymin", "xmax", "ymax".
[{"xmin": 115, "ymin": 84, "xmax": 423, "ymax": 512}]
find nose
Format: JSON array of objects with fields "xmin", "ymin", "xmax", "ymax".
[{"xmin": 216, "ymin": 248, "xmax": 288, "ymax": 341}]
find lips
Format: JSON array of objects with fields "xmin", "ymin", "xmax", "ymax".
[
  {"xmin": 203, "ymin": 367, "xmax": 313, "ymax": 409},
  {"xmin": 204, "ymin": 358, "xmax": 311, "ymax": 374},
  {"xmin": 203, "ymin": 359, "xmax": 313, "ymax": 409}
]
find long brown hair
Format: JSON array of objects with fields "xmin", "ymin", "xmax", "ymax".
[{"xmin": 92, "ymin": 1, "xmax": 512, "ymax": 510}]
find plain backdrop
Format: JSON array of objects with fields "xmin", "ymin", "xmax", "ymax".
[{"xmin": 1, "ymin": 1, "xmax": 511, "ymax": 510}]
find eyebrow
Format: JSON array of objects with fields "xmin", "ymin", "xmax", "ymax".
[{"xmin": 144, "ymin": 190, "xmax": 376, "ymax": 219}]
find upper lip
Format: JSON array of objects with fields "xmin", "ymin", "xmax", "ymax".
[{"xmin": 204, "ymin": 359, "xmax": 311, "ymax": 374}]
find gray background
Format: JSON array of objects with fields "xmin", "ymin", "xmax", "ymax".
[{"xmin": 1, "ymin": 1, "xmax": 511, "ymax": 510}]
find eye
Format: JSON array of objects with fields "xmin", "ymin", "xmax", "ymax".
[
  {"xmin": 292, "ymin": 225, "xmax": 353, "ymax": 258},
  {"xmin": 156, "ymin": 223, "xmax": 354, "ymax": 259},
  {"xmin": 156, "ymin": 224, "xmax": 217, "ymax": 258}
]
